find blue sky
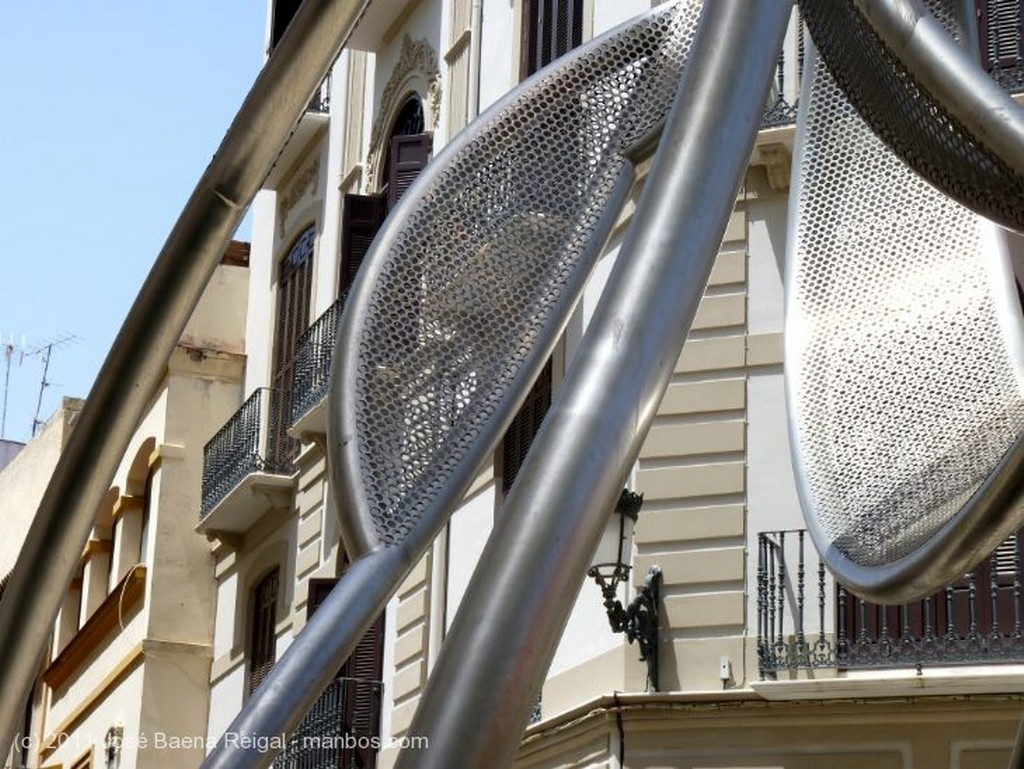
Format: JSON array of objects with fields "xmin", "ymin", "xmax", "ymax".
[{"xmin": 0, "ymin": 3, "xmax": 265, "ymax": 443}]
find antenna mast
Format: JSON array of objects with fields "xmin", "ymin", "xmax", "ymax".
[{"xmin": 29, "ymin": 333, "xmax": 79, "ymax": 437}]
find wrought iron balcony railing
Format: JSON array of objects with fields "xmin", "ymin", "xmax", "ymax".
[
  {"xmin": 272, "ymin": 676, "xmax": 383, "ymax": 769},
  {"xmin": 201, "ymin": 388, "xmax": 293, "ymax": 518},
  {"xmin": 980, "ymin": 0, "xmax": 1024, "ymax": 94},
  {"xmin": 308, "ymin": 71, "xmax": 331, "ymax": 114},
  {"xmin": 757, "ymin": 528, "xmax": 1024, "ymax": 678},
  {"xmin": 292, "ymin": 294, "xmax": 346, "ymax": 426},
  {"xmin": 762, "ymin": 22, "xmax": 803, "ymax": 128}
]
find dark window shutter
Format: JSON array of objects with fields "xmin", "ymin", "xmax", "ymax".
[
  {"xmin": 387, "ymin": 134, "xmax": 432, "ymax": 211},
  {"xmin": 978, "ymin": 0, "xmax": 1024, "ymax": 71},
  {"xmin": 521, "ymin": 0, "xmax": 585, "ymax": 79},
  {"xmin": 271, "ymin": 0, "xmax": 303, "ymax": 50},
  {"xmin": 249, "ymin": 568, "xmax": 280, "ymax": 695},
  {"xmin": 270, "ymin": 227, "xmax": 314, "ymax": 466},
  {"xmin": 309, "ymin": 565, "xmax": 384, "ymax": 768},
  {"xmin": 340, "ymin": 194, "xmax": 387, "ymax": 296},
  {"xmin": 502, "ymin": 360, "xmax": 553, "ymax": 495}
]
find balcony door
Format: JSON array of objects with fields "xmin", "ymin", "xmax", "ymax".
[{"xmin": 271, "ymin": 226, "xmax": 315, "ymax": 470}]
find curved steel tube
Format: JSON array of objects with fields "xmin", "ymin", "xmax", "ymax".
[
  {"xmin": 787, "ymin": 2, "xmax": 1024, "ymax": 605},
  {"xmin": 204, "ymin": 7, "xmax": 696, "ymax": 767},
  {"xmin": 392, "ymin": 2, "xmax": 792, "ymax": 767},
  {"xmin": 0, "ymin": 0, "xmax": 371, "ymax": 759},
  {"xmin": 855, "ymin": 0, "xmax": 1024, "ymax": 174}
]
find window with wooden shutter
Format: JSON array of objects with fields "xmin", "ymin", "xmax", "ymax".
[
  {"xmin": 386, "ymin": 133, "xmax": 433, "ymax": 212},
  {"xmin": 340, "ymin": 194, "xmax": 387, "ymax": 296},
  {"xmin": 978, "ymin": 0, "xmax": 1024, "ymax": 72},
  {"xmin": 270, "ymin": 0, "xmax": 303, "ymax": 50},
  {"xmin": 249, "ymin": 568, "xmax": 280, "ymax": 695},
  {"xmin": 521, "ymin": 0, "xmax": 585, "ymax": 79},
  {"xmin": 306, "ymin": 568, "xmax": 384, "ymax": 768},
  {"xmin": 501, "ymin": 360, "xmax": 553, "ymax": 496},
  {"xmin": 270, "ymin": 226, "xmax": 315, "ymax": 467}
]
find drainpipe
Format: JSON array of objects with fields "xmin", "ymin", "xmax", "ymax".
[{"xmin": 468, "ymin": 0, "xmax": 484, "ymax": 120}]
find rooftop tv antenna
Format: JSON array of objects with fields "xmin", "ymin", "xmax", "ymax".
[
  {"xmin": 1, "ymin": 334, "xmax": 28, "ymax": 440},
  {"xmin": 29, "ymin": 333, "xmax": 79, "ymax": 437}
]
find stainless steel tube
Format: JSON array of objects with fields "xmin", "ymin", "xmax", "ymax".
[
  {"xmin": 392, "ymin": 2, "xmax": 792, "ymax": 768},
  {"xmin": 855, "ymin": 0, "xmax": 1024, "ymax": 175},
  {"xmin": 199, "ymin": 545, "xmax": 407, "ymax": 769},
  {"xmin": 0, "ymin": 0, "xmax": 370, "ymax": 759}
]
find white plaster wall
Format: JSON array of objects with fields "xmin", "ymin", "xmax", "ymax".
[
  {"xmin": 0, "ymin": 400, "xmax": 80, "ymax": 576},
  {"xmin": 478, "ymin": 0, "xmax": 516, "ymax": 110},
  {"xmin": 180, "ymin": 264, "xmax": 250, "ymax": 356},
  {"xmin": 593, "ymin": 0, "xmax": 653, "ymax": 33},
  {"xmin": 244, "ymin": 190, "xmax": 279, "ymax": 395},
  {"xmin": 547, "ymin": 514, "xmax": 628, "ymax": 678},
  {"xmin": 213, "ymin": 573, "xmax": 238, "ymax": 660},
  {"xmin": 371, "ymin": 2, "xmax": 444, "ymax": 126},
  {"xmin": 43, "ymin": 664, "xmax": 144, "ymax": 769},
  {"xmin": 445, "ymin": 487, "xmax": 495, "ymax": 631},
  {"xmin": 206, "ymin": 666, "xmax": 245, "ymax": 749},
  {"xmin": 746, "ymin": 196, "xmax": 788, "ymax": 335}
]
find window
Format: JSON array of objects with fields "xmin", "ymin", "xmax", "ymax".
[
  {"xmin": 339, "ymin": 96, "xmax": 431, "ymax": 297},
  {"xmin": 270, "ymin": 0, "xmax": 303, "ymax": 51},
  {"xmin": 307, "ymin": 574, "xmax": 384, "ymax": 769},
  {"xmin": 978, "ymin": 1, "xmax": 1022, "ymax": 71},
  {"xmin": 270, "ymin": 227, "xmax": 315, "ymax": 468},
  {"xmin": 521, "ymin": 0, "xmax": 585, "ymax": 79},
  {"xmin": 501, "ymin": 360, "xmax": 552, "ymax": 496},
  {"xmin": 249, "ymin": 568, "xmax": 280, "ymax": 695}
]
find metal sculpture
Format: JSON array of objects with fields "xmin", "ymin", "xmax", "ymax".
[
  {"xmin": 800, "ymin": 0, "xmax": 1024, "ymax": 233},
  {"xmin": 0, "ymin": 0, "xmax": 372, "ymax": 761},
  {"xmin": 201, "ymin": 5, "xmax": 701, "ymax": 767},
  {"xmin": 391, "ymin": 2, "xmax": 793, "ymax": 766},
  {"xmin": 4, "ymin": 0, "xmax": 1024, "ymax": 767},
  {"xmin": 787, "ymin": 0, "xmax": 1024, "ymax": 605}
]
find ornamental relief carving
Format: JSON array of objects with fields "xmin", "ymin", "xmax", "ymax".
[
  {"xmin": 366, "ymin": 34, "xmax": 442, "ymax": 185},
  {"xmin": 278, "ymin": 157, "xmax": 320, "ymax": 222}
]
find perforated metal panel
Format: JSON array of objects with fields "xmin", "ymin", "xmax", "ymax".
[
  {"xmin": 333, "ymin": 2, "xmax": 699, "ymax": 551},
  {"xmin": 800, "ymin": 0, "xmax": 1024, "ymax": 232},
  {"xmin": 787, "ymin": 15, "xmax": 1024, "ymax": 587}
]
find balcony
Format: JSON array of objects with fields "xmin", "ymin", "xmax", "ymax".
[
  {"xmin": 756, "ymin": 529, "xmax": 1024, "ymax": 680},
  {"xmin": 291, "ymin": 295, "xmax": 347, "ymax": 437},
  {"xmin": 199, "ymin": 388, "xmax": 294, "ymax": 535},
  {"xmin": 272, "ymin": 676, "xmax": 383, "ymax": 769},
  {"xmin": 264, "ymin": 72, "xmax": 332, "ymax": 189}
]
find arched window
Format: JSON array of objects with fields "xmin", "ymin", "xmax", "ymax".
[
  {"xmin": 270, "ymin": 227, "xmax": 315, "ymax": 467},
  {"xmin": 339, "ymin": 95, "xmax": 432, "ymax": 296}
]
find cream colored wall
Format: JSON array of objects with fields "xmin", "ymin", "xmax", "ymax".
[{"xmin": 0, "ymin": 398, "xmax": 83, "ymax": 576}]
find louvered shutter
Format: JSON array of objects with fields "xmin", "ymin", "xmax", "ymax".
[
  {"xmin": 978, "ymin": 0, "xmax": 1024, "ymax": 71},
  {"xmin": 340, "ymin": 194, "xmax": 387, "ymax": 295},
  {"xmin": 501, "ymin": 360, "xmax": 553, "ymax": 495},
  {"xmin": 270, "ymin": 227, "xmax": 314, "ymax": 467},
  {"xmin": 249, "ymin": 569, "xmax": 279, "ymax": 695},
  {"xmin": 521, "ymin": 0, "xmax": 585, "ymax": 78},
  {"xmin": 387, "ymin": 134, "xmax": 432, "ymax": 211}
]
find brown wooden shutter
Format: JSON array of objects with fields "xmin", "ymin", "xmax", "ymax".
[
  {"xmin": 340, "ymin": 194, "xmax": 387, "ymax": 296},
  {"xmin": 270, "ymin": 227, "xmax": 315, "ymax": 467},
  {"xmin": 978, "ymin": 0, "xmax": 1024, "ymax": 71},
  {"xmin": 309, "ymin": 565, "xmax": 384, "ymax": 768},
  {"xmin": 502, "ymin": 360, "xmax": 553, "ymax": 495},
  {"xmin": 521, "ymin": 0, "xmax": 585, "ymax": 79},
  {"xmin": 249, "ymin": 568, "xmax": 280, "ymax": 695},
  {"xmin": 387, "ymin": 134, "xmax": 432, "ymax": 211}
]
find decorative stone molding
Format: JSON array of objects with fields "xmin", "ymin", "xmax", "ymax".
[
  {"xmin": 366, "ymin": 34, "xmax": 442, "ymax": 185},
  {"xmin": 278, "ymin": 157, "xmax": 320, "ymax": 222},
  {"xmin": 759, "ymin": 143, "xmax": 791, "ymax": 191}
]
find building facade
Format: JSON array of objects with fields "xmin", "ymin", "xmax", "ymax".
[
  {"xmin": 2, "ymin": 245, "xmax": 248, "ymax": 769},
  {"xmin": 193, "ymin": 2, "xmax": 1024, "ymax": 768}
]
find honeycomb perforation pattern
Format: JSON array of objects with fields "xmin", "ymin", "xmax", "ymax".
[
  {"xmin": 789, "ymin": 26, "xmax": 1024, "ymax": 567},
  {"xmin": 800, "ymin": 0, "xmax": 1024, "ymax": 232},
  {"xmin": 350, "ymin": 3, "xmax": 698, "ymax": 545}
]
